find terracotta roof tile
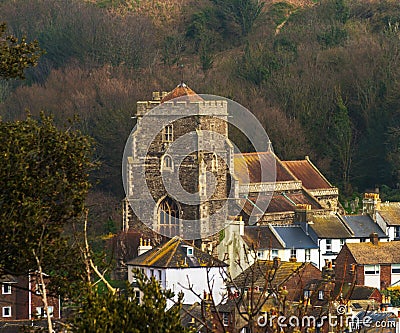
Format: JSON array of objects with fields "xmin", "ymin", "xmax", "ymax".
[
  {"xmin": 127, "ymin": 236, "xmax": 227, "ymax": 268},
  {"xmin": 282, "ymin": 159, "xmax": 332, "ymax": 190},
  {"xmin": 232, "ymin": 260, "xmax": 310, "ymax": 288},
  {"xmin": 234, "ymin": 152, "xmax": 294, "ymax": 184},
  {"xmin": 346, "ymin": 241, "xmax": 400, "ymax": 264},
  {"xmin": 160, "ymin": 82, "xmax": 203, "ymax": 103},
  {"xmin": 242, "ymin": 226, "xmax": 284, "ymax": 249}
]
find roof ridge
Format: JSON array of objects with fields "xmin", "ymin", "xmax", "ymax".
[
  {"xmin": 142, "ymin": 237, "xmax": 180, "ymax": 266},
  {"xmin": 165, "ymin": 239, "xmax": 181, "ymax": 267}
]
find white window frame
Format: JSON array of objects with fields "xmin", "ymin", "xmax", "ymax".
[
  {"xmin": 2, "ymin": 283, "xmax": 11, "ymax": 295},
  {"xmin": 395, "ymin": 227, "xmax": 400, "ymax": 239},
  {"xmin": 2, "ymin": 306, "xmax": 11, "ymax": 317},
  {"xmin": 222, "ymin": 312, "xmax": 229, "ymax": 326},
  {"xmin": 187, "ymin": 247, "xmax": 193, "ymax": 256},
  {"xmin": 36, "ymin": 306, "xmax": 53, "ymax": 318},
  {"xmin": 271, "ymin": 249, "xmax": 278, "ymax": 258},
  {"xmin": 163, "ymin": 124, "xmax": 173, "ymax": 142},
  {"xmin": 318, "ymin": 290, "xmax": 324, "ymax": 300},
  {"xmin": 290, "ymin": 248, "xmax": 297, "ymax": 259},
  {"xmin": 161, "ymin": 154, "xmax": 173, "ymax": 171},
  {"xmin": 305, "ymin": 249, "xmax": 311, "ymax": 261},
  {"xmin": 392, "ymin": 264, "xmax": 400, "ymax": 274},
  {"xmin": 326, "ymin": 239, "xmax": 332, "ymax": 252},
  {"xmin": 364, "ymin": 264, "xmax": 380, "ymax": 275}
]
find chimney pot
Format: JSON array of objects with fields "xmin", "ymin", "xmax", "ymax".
[{"xmin": 370, "ymin": 232, "xmax": 379, "ymax": 245}]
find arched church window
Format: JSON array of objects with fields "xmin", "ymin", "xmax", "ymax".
[
  {"xmin": 163, "ymin": 124, "xmax": 173, "ymax": 142},
  {"xmin": 161, "ymin": 154, "xmax": 173, "ymax": 171},
  {"xmin": 158, "ymin": 197, "xmax": 180, "ymax": 237}
]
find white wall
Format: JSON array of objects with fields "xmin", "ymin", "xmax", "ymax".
[{"xmin": 165, "ymin": 267, "xmax": 226, "ymax": 307}]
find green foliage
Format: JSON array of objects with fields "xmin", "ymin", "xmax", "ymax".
[
  {"xmin": 382, "ymin": 286, "xmax": 400, "ymax": 307},
  {"xmin": 72, "ymin": 271, "xmax": 191, "ymax": 332},
  {"xmin": 0, "ymin": 114, "xmax": 95, "ymax": 279},
  {"xmin": 211, "ymin": 0, "xmax": 265, "ymax": 37},
  {"xmin": 0, "ymin": 22, "xmax": 43, "ymax": 79},
  {"xmin": 161, "ymin": 35, "xmax": 186, "ymax": 67},
  {"xmin": 317, "ymin": 26, "xmax": 348, "ymax": 48},
  {"xmin": 267, "ymin": 2, "xmax": 295, "ymax": 26}
]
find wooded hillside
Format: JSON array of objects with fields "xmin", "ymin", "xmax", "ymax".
[{"xmin": 1, "ymin": 0, "xmax": 400, "ymax": 233}]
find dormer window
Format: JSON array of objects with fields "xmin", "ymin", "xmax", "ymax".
[
  {"xmin": 163, "ymin": 124, "xmax": 173, "ymax": 142},
  {"xmin": 161, "ymin": 154, "xmax": 173, "ymax": 171},
  {"xmin": 187, "ymin": 247, "xmax": 193, "ymax": 256}
]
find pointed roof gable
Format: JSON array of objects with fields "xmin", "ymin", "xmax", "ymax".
[
  {"xmin": 282, "ymin": 157, "xmax": 333, "ymax": 190},
  {"xmin": 127, "ymin": 236, "xmax": 227, "ymax": 268},
  {"xmin": 160, "ymin": 82, "xmax": 203, "ymax": 103}
]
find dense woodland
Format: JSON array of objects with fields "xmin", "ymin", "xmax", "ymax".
[{"xmin": 1, "ymin": 0, "xmax": 400, "ymax": 235}]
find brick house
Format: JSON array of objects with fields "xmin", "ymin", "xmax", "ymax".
[
  {"xmin": 334, "ymin": 235, "xmax": 400, "ymax": 289},
  {"xmin": 0, "ymin": 274, "xmax": 60, "ymax": 322}
]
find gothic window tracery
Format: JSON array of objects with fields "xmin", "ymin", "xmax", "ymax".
[{"xmin": 158, "ymin": 197, "xmax": 179, "ymax": 237}]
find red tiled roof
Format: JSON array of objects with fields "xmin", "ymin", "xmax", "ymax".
[
  {"xmin": 234, "ymin": 152, "xmax": 295, "ymax": 184},
  {"xmin": 242, "ymin": 191, "xmax": 322, "ymax": 215},
  {"xmin": 161, "ymin": 83, "xmax": 203, "ymax": 103},
  {"xmin": 242, "ymin": 226, "xmax": 284, "ymax": 249},
  {"xmin": 282, "ymin": 159, "xmax": 332, "ymax": 190}
]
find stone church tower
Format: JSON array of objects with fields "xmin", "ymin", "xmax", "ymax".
[{"xmin": 123, "ymin": 83, "xmax": 235, "ymax": 240}]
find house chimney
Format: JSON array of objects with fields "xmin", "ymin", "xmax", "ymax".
[
  {"xmin": 370, "ymin": 232, "xmax": 379, "ymax": 246},
  {"xmin": 273, "ymin": 257, "xmax": 281, "ymax": 269},
  {"xmin": 138, "ymin": 238, "xmax": 153, "ymax": 256},
  {"xmin": 362, "ymin": 193, "xmax": 381, "ymax": 220},
  {"xmin": 295, "ymin": 204, "xmax": 311, "ymax": 223}
]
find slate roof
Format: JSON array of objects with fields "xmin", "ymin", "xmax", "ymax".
[
  {"xmin": 349, "ymin": 286, "xmax": 380, "ymax": 300},
  {"xmin": 232, "ymin": 260, "xmax": 309, "ymax": 288},
  {"xmin": 377, "ymin": 202, "xmax": 400, "ymax": 226},
  {"xmin": 127, "ymin": 236, "xmax": 227, "ymax": 268},
  {"xmin": 341, "ymin": 215, "xmax": 387, "ymax": 238},
  {"xmin": 345, "ymin": 241, "xmax": 400, "ymax": 264},
  {"xmin": 273, "ymin": 226, "xmax": 318, "ymax": 249},
  {"xmin": 309, "ymin": 214, "xmax": 353, "ymax": 239},
  {"xmin": 242, "ymin": 225, "xmax": 284, "ymax": 249},
  {"xmin": 282, "ymin": 158, "xmax": 333, "ymax": 190},
  {"xmin": 234, "ymin": 152, "xmax": 295, "ymax": 184},
  {"xmin": 160, "ymin": 82, "xmax": 203, "ymax": 103}
]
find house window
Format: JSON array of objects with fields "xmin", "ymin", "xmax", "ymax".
[
  {"xmin": 395, "ymin": 227, "xmax": 400, "ymax": 239},
  {"xmin": 340, "ymin": 239, "xmax": 345, "ymax": 247},
  {"xmin": 163, "ymin": 124, "xmax": 173, "ymax": 142},
  {"xmin": 158, "ymin": 270, "xmax": 162, "ymax": 281},
  {"xmin": 257, "ymin": 251, "xmax": 264, "ymax": 259},
  {"xmin": 360, "ymin": 238, "xmax": 366, "ymax": 243},
  {"xmin": 290, "ymin": 248, "xmax": 297, "ymax": 259},
  {"xmin": 2, "ymin": 306, "xmax": 11, "ymax": 317},
  {"xmin": 187, "ymin": 247, "xmax": 193, "ymax": 256},
  {"xmin": 304, "ymin": 290, "xmax": 311, "ymax": 299},
  {"xmin": 318, "ymin": 290, "xmax": 324, "ymax": 300},
  {"xmin": 392, "ymin": 264, "xmax": 400, "ymax": 274},
  {"xmin": 305, "ymin": 249, "xmax": 311, "ymax": 261},
  {"xmin": 365, "ymin": 264, "xmax": 380, "ymax": 275},
  {"xmin": 271, "ymin": 249, "xmax": 278, "ymax": 258},
  {"xmin": 2, "ymin": 283, "xmax": 11, "ymax": 295},
  {"xmin": 223, "ymin": 312, "xmax": 229, "ymax": 326},
  {"xmin": 36, "ymin": 306, "xmax": 54, "ymax": 318},
  {"xmin": 150, "ymin": 269, "xmax": 154, "ymax": 277},
  {"xmin": 158, "ymin": 197, "xmax": 179, "ymax": 237},
  {"xmin": 161, "ymin": 154, "xmax": 173, "ymax": 170},
  {"xmin": 35, "ymin": 283, "xmax": 43, "ymax": 295},
  {"xmin": 326, "ymin": 239, "xmax": 332, "ymax": 252}
]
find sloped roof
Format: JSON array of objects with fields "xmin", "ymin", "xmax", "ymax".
[
  {"xmin": 341, "ymin": 215, "xmax": 387, "ymax": 238},
  {"xmin": 377, "ymin": 202, "xmax": 400, "ymax": 226},
  {"xmin": 282, "ymin": 158, "xmax": 332, "ymax": 190},
  {"xmin": 127, "ymin": 236, "xmax": 227, "ymax": 268},
  {"xmin": 234, "ymin": 152, "xmax": 294, "ymax": 184},
  {"xmin": 242, "ymin": 191, "xmax": 322, "ymax": 216},
  {"xmin": 346, "ymin": 241, "xmax": 400, "ymax": 264},
  {"xmin": 242, "ymin": 225, "xmax": 284, "ymax": 249},
  {"xmin": 233, "ymin": 260, "xmax": 311, "ymax": 288},
  {"xmin": 273, "ymin": 226, "xmax": 318, "ymax": 249},
  {"xmin": 160, "ymin": 82, "xmax": 203, "ymax": 103},
  {"xmin": 309, "ymin": 214, "xmax": 353, "ymax": 238}
]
